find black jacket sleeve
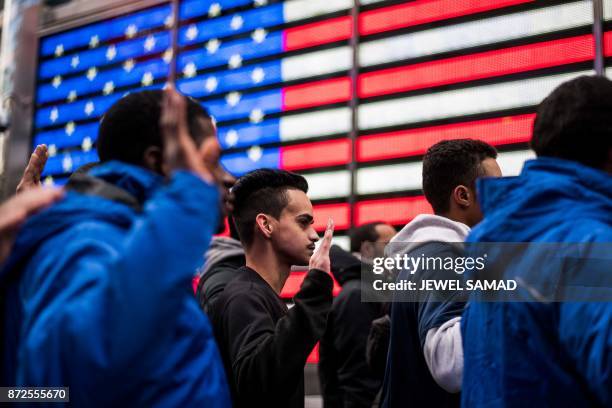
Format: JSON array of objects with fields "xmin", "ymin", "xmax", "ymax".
[
  {"xmin": 366, "ymin": 313, "xmax": 391, "ymax": 380},
  {"xmin": 324, "ymin": 283, "xmax": 382, "ymax": 407},
  {"xmin": 222, "ymin": 268, "xmax": 333, "ymax": 404}
]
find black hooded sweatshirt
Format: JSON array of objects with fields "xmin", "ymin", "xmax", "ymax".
[
  {"xmin": 208, "ymin": 266, "xmax": 333, "ymax": 408},
  {"xmin": 196, "ymin": 236, "xmax": 245, "ymax": 314},
  {"xmin": 319, "ymin": 246, "xmax": 386, "ymax": 407}
]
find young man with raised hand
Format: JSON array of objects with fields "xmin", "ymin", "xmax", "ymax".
[
  {"xmin": 1, "ymin": 87, "xmax": 231, "ymax": 406},
  {"xmin": 208, "ymin": 168, "xmax": 335, "ymax": 408},
  {"xmin": 381, "ymin": 139, "xmax": 502, "ymax": 408}
]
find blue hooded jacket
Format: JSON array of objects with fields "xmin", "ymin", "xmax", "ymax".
[
  {"xmin": 1, "ymin": 161, "xmax": 231, "ymax": 407},
  {"xmin": 461, "ymin": 157, "xmax": 612, "ymax": 407}
]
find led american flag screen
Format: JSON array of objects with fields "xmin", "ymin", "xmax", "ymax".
[{"xmin": 33, "ymin": 0, "xmax": 609, "ymax": 259}]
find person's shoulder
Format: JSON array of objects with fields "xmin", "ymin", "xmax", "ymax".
[
  {"xmin": 333, "ymin": 282, "xmax": 380, "ymax": 320},
  {"xmin": 562, "ymin": 219, "xmax": 612, "ymax": 242},
  {"xmin": 526, "ymin": 216, "xmax": 612, "ymax": 244},
  {"xmin": 412, "ymin": 241, "xmax": 463, "ymax": 257},
  {"xmin": 334, "ymin": 280, "xmax": 361, "ymax": 302},
  {"xmin": 216, "ymin": 268, "xmax": 267, "ymax": 306},
  {"xmin": 209, "ymin": 269, "xmax": 274, "ymax": 328}
]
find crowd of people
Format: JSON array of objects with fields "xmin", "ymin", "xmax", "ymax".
[{"xmin": 0, "ymin": 74, "xmax": 610, "ymax": 407}]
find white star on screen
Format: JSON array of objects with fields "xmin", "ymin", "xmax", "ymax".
[
  {"xmin": 247, "ymin": 145, "xmax": 263, "ymax": 162},
  {"xmin": 86, "ymin": 67, "xmax": 98, "ymax": 81},
  {"xmin": 54, "ymin": 44, "xmax": 64, "ymax": 57},
  {"xmin": 163, "ymin": 49, "xmax": 173, "ymax": 64},
  {"xmin": 225, "ymin": 129, "xmax": 239, "ymax": 147},
  {"xmin": 52, "ymin": 76, "xmax": 62, "ymax": 89},
  {"xmin": 249, "ymin": 109, "xmax": 264, "ymax": 123},
  {"xmin": 254, "ymin": 0, "xmax": 268, "ymax": 6},
  {"xmin": 103, "ymin": 81, "xmax": 115, "ymax": 95},
  {"xmin": 48, "ymin": 145, "xmax": 57, "ymax": 157},
  {"xmin": 67, "ymin": 90, "xmax": 78, "ymax": 102},
  {"xmin": 206, "ymin": 38, "xmax": 221, "ymax": 54},
  {"xmin": 49, "ymin": 108, "xmax": 59, "ymax": 123},
  {"xmin": 208, "ymin": 3, "xmax": 222, "ymax": 17},
  {"xmin": 186, "ymin": 25, "xmax": 199, "ymax": 41},
  {"xmin": 226, "ymin": 92, "xmax": 241, "ymax": 107},
  {"xmin": 251, "ymin": 28, "xmax": 267, "ymax": 44},
  {"xmin": 230, "ymin": 15, "xmax": 244, "ymax": 31},
  {"xmin": 141, "ymin": 72, "xmax": 154, "ymax": 86},
  {"xmin": 183, "ymin": 62, "xmax": 197, "ymax": 78},
  {"xmin": 125, "ymin": 24, "xmax": 138, "ymax": 38},
  {"xmin": 65, "ymin": 121, "xmax": 75, "ymax": 136},
  {"xmin": 89, "ymin": 35, "xmax": 100, "ymax": 48},
  {"xmin": 106, "ymin": 45, "xmax": 117, "ymax": 61},
  {"xmin": 251, "ymin": 67, "xmax": 265, "ymax": 84},
  {"xmin": 84, "ymin": 101, "xmax": 95, "ymax": 116},
  {"xmin": 62, "ymin": 155, "xmax": 73, "ymax": 173},
  {"xmin": 82, "ymin": 137, "xmax": 93, "ymax": 151},
  {"xmin": 164, "ymin": 14, "xmax": 174, "ymax": 28},
  {"xmin": 70, "ymin": 55, "xmax": 80, "ymax": 68},
  {"xmin": 144, "ymin": 35, "xmax": 156, "ymax": 52},
  {"xmin": 123, "ymin": 59, "xmax": 135, "ymax": 72},
  {"xmin": 228, "ymin": 54, "xmax": 243, "ymax": 69},
  {"xmin": 205, "ymin": 77, "xmax": 218, "ymax": 92}
]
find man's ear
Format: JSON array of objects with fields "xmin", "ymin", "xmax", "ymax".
[
  {"xmin": 255, "ymin": 213, "xmax": 274, "ymax": 239},
  {"xmin": 198, "ymin": 136, "xmax": 221, "ymax": 169},
  {"xmin": 143, "ymin": 146, "xmax": 165, "ymax": 175},
  {"xmin": 360, "ymin": 241, "xmax": 375, "ymax": 259},
  {"xmin": 452, "ymin": 185, "xmax": 472, "ymax": 209}
]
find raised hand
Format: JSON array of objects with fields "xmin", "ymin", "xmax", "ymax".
[
  {"xmin": 16, "ymin": 144, "xmax": 49, "ymax": 193},
  {"xmin": 159, "ymin": 85, "xmax": 216, "ymax": 183},
  {"xmin": 0, "ymin": 187, "xmax": 64, "ymax": 264},
  {"xmin": 309, "ymin": 218, "xmax": 334, "ymax": 274}
]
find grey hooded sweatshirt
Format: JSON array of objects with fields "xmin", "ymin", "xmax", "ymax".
[{"xmin": 381, "ymin": 214, "xmax": 469, "ymax": 408}]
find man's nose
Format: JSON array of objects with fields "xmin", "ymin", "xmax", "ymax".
[{"xmin": 310, "ymin": 228, "xmax": 320, "ymax": 243}]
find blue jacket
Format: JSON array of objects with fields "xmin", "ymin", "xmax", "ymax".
[
  {"xmin": 1, "ymin": 161, "xmax": 231, "ymax": 407},
  {"xmin": 461, "ymin": 158, "xmax": 612, "ymax": 407}
]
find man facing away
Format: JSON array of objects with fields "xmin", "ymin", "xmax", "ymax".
[
  {"xmin": 382, "ymin": 139, "xmax": 502, "ymax": 408},
  {"xmin": 319, "ymin": 222, "xmax": 396, "ymax": 407},
  {"xmin": 0, "ymin": 88, "xmax": 231, "ymax": 406},
  {"xmin": 208, "ymin": 168, "xmax": 335, "ymax": 408},
  {"xmin": 461, "ymin": 75, "xmax": 612, "ymax": 407}
]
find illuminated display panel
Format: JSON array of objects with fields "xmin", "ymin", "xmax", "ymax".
[
  {"xmin": 173, "ymin": 0, "xmax": 593, "ymax": 223},
  {"xmin": 34, "ymin": 3, "xmax": 173, "ymax": 185},
  {"xmin": 34, "ymin": 1, "xmax": 598, "ymax": 304}
]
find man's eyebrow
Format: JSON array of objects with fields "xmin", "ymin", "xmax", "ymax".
[{"xmin": 296, "ymin": 214, "xmax": 314, "ymax": 223}]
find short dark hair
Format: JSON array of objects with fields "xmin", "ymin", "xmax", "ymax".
[
  {"xmin": 97, "ymin": 90, "xmax": 212, "ymax": 164},
  {"xmin": 232, "ymin": 168, "xmax": 309, "ymax": 247},
  {"xmin": 350, "ymin": 222, "xmax": 385, "ymax": 253},
  {"xmin": 422, "ymin": 139, "xmax": 497, "ymax": 214},
  {"xmin": 531, "ymin": 75, "xmax": 612, "ymax": 169}
]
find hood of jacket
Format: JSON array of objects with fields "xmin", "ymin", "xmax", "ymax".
[
  {"xmin": 386, "ymin": 214, "xmax": 471, "ymax": 258},
  {"xmin": 329, "ymin": 245, "xmax": 361, "ymax": 285},
  {"xmin": 469, "ymin": 157, "xmax": 612, "ymax": 243},
  {"xmin": 1, "ymin": 161, "xmax": 163, "ymax": 279},
  {"xmin": 198, "ymin": 236, "xmax": 245, "ymax": 278}
]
